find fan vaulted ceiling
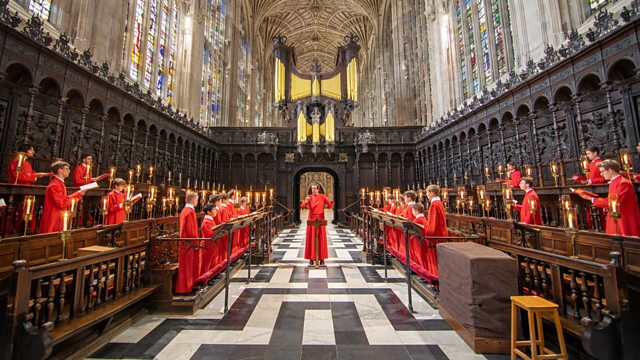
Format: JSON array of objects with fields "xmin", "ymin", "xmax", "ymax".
[{"xmin": 252, "ymin": 0, "xmax": 382, "ymax": 73}]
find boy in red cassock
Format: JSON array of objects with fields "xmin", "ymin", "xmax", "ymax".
[
  {"xmin": 200, "ymin": 201, "xmax": 219, "ymax": 275},
  {"xmin": 513, "ymin": 177, "xmax": 542, "ymax": 225},
  {"xmin": 238, "ymin": 196, "xmax": 251, "ymax": 248},
  {"xmin": 8, "ymin": 143, "xmax": 49, "ymax": 184},
  {"xmin": 39, "ymin": 161, "xmax": 86, "ymax": 234},
  {"xmin": 506, "ymin": 162, "xmax": 522, "ymax": 188},
  {"xmin": 175, "ymin": 191, "xmax": 200, "ymax": 294},
  {"xmin": 105, "ymin": 178, "xmax": 127, "ymax": 225},
  {"xmin": 72, "ymin": 154, "xmax": 98, "ymax": 187}
]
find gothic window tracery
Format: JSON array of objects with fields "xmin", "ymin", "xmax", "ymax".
[{"xmin": 200, "ymin": 0, "xmax": 226, "ymax": 126}]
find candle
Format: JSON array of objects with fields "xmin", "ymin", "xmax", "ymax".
[
  {"xmin": 24, "ymin": 195, "xmax": 34, "ymax": 216},
  {"xmin": 128, "ymin": 169, "xmax": 134, "ymax": 183},
  {"xmin": 174, "ymin": 197, "xmax": 180, "ymax": 208},
  {"xmin": 136, "ymin": 164, "xmax": 142, "ymax": 176},
  {"xmin": 360, "ymin": 188, "xmax": 365, "ymax": 199},
  {"xmin": 484, "ymin": 167, "xmax": 490, "ymax": 177},
  {"xmin": 149, "ymin": 166, "xmax": 154, "ymax": 182},
  {"xmin": 125, "ymin": 184, "xmax": 133, "ymax": 200},
  {"xmin": 505, "ymin": 187, "xmax": 513, "ymax": 200},
  {"xmin": 201, "ymin": 188, "xmax": 207, "ymax": 202},
  {"xmin": 529, "ymin": 197, "xmax": 537, "ymax": 212},
  {"xmin": 609, "ymin": 194, "xmax": 620, "ymax": 215},
  {"xmin": 375, "ymin": 191, "xmax": 381, "ymax": 203},
  {"xmin": 187, "ymin": 178, "xmax": 190, "ymax": 189},
  {"xmin": 235, "ymin": 189, "xmax": 239, "ymax": 203},
  {"xmin": 568, "ymin": 212, "xmax": 575, "ymax": 229},
  {"xmin": 369, "ymin": 192, "xmax": 374, "ymax": 203},
  {"xmin": 168, "ymin": 170, "xmax": 172, "ymax": 179},
  {"xmin": 551, "ymin": 162, "xmax": 558, "ymax": 175},
  {"xmin": 150, "ymin": 186, "xmax": 157, "ymax": 201},
  {"xmin": 262, "ymin": 192, "xmax": 266, "ymax": 204},
  {"xmin": 270, "ymin": 188, "xmax": 274, "ymax": 199},
  {"xmin": 498, "ymin": 164, "xmax": 503, "ymax": 173},
  {"xmin": 62, "ymin": 211, "xmax": 70, "ymax": 231},
  {"xmin": 524, "ymin": 164, "xmax": 533, "ymax": 177},
  {"xmin": 581, "ymin": 157, "xmax": 590, "ymax": 173},
  {"xmin": 167, "ymin": 187, "xmax": 175, "ymax": 200},
  {"xmin": 162, "ymin": 197, "xmax": 167, "ymax": 209},
  {"xmin": 69, "ymin": 198, "xmax": 78, "ymax": 213},
  {"xmin": 178, "ymin": 172, "xmax": 182, "ymax": 185},
  {"xmin": 247, "ymin": 191, "xmax": 252, "ymax": 204},
  {"xmin": 17, "ymin": 153, "xmax": 25, "ymax": 168},
  {"xmin": 109, "ymin": 167, "xmax": 116, "ymax": 178},
  {"xmin": 85, "ymin": 164, "xmax": 91, "ymax": 179}
]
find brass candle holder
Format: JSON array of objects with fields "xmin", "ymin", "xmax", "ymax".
[
  {"xmin": 100, "ymin": 195, "xmax": 108, "ymax": 221},
  {"xmin": 620, "ymin": 149, "xmax": 633, "ymax": 182},
  {"xmin": 476, "ymin": 185, "xmax": 486, "ymax": 217},
  {"xmin": 580, "ymin": 156, "xmax": 590, "ymax": 179},
  {"xmin": 528, "ymin": 196, "xmax": 538, "ymax": 221},
  {"xmin": 14, "ymin": 152, "xmax": 26, "ymax": 185},
  {"xmin": 565, "ymin": 207, "xmax": 579, "ymax": 258},
  {"xmin": 128, "ymin": 169, "xmax": 134, "ymax": 184},
  {"xmin": 22, "ymin": 195, "xmax": 35, "ymax": 236},
  {"xmin": 84, "ymin": 163, "xmax": 92, "ymax": 182},
  {"xmin": 441, "ymin": 188, "xmax": 449, "ymax": 208},
  {"xmin": 135, "ymin": 164, "xmax": 142, "ymax": 183},
  {"xmin": 109, "ymin": 166, "xmax": 116, "ymax": 189},
  {"xmin": 502, "ymin": 183, "xmax": 514, "ymax": 220},
  {"xmin": 524, "ymin": 164, "xmax": 533, "ymax": 178},
  {"xmin": 561, "ymin": 195, "xmax": 572, "ymax": 228},
  {"xmin": 60, "ymin": 210, "xmax": 72, "ymax": 259},
  {"xmin": 484, "ymin": 166, "xmax": 491, "ymax": 182},
  {"xmin": 550, "ymin": 161, "xmax": 560, "ymax": 187},
  {"xmin": 124, "ymin": 184, "xmax": 135, "ymax": 221},
  {"xmin": 147, "ymin": 185, "xmax": 157, "ymax": 219},
  {"xmin": 608, "ymin": 194, "xmax": 621, "ymax": 235},
  {"xmin": 148, "ymin": 166, "xmax": 155, "ymax": 184},
  {"xmin": 497, "ymin": 164, "xmax": 505, "ymax": 181}
]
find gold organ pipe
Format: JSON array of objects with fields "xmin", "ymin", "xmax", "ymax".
[
  {"xmin": 312, "ymin": 77, "xmax": 320, "ymax": 97},
  {"xmin": 320, "ymin": 74, "xmax": 341, "ymax": 100},
  {"xmin": 312, "ymin": 121, "xmax": 320, "ymax": 144},
  {"xmin": 325, "ymin": 111, "xmax": 335, "ymax": 142},
  {"xmin": 297, "ymin": 111, "xmax": 306, "ymax": 142}
]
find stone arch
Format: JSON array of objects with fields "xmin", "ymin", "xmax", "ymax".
[
  {"xmin": 553, "ymin": 86, "xmax": 573, "ymax": 104},
  {"xmin": 38, "ymin": 77, "xmax": 61, "ymax": 97},
  {"xmin": 607, "ymin": 58, "xmax": 636, "ymax": 82},
  {"xmin": 5, "ymin": 63, "xmax": 33, "ymax": 87},
  {"xmin": 577, "ymin": 73, "xmax": 602, "ymax": 94}
]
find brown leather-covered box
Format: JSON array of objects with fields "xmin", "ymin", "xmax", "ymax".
[{"xmin": 437, "ymin": 242, "xmax": 518, "ymax": 353}]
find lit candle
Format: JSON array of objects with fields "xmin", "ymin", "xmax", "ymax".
[
  {"xmin": 150, "ymin": 186, "xmax": 157, "ymax": 201},
  {"xmin": 270, "ymin": 188, "xmax": 274, "ymax": 199},
  {"xmin": 581, "ymin": 157, "xmax": 590, "ymax": 174},
  {"xmin": 162, "ymin": 197, "xmax": 167, "ymax": 209},
  {"xmin": 85, "ymin": 164, "xmax": 92, "ymax": 180},
  {"xmin": 167, "ymin": 187, "xmax": 175, "ymax": 200},
  {"xmin": 235, "ymin": 189, "xmax": 239, "ymax": 203},
  {"xmin": 109, "ymin": 166, "xmax": 116, "ymax": 178},
  {"xmin": 505, "ymin": 187, "xmax": 513, "ymax": 200},
  {"xmin": 498, "ymin": 164, "xmax": 504, "ymax": 173},
  {"xmin": 262, "ymin": 192, "xmax": 266, "ymax": 204},
  {"xmin": 16, "ymin": 153, "xmax": 25, "ymax": 168},
  {"xmin": 360, "ymin": 188, "xmax": 365, "ymax": 199},
  {"xmin": 524, "ymin": 164, "xmax": 533, "ymax": 177},
  {"xmin": 375, "ymin": 191, "xmax": 381, "ymax": 203},
  {"xmin": 125, "ymin": 184, "xmax": 133, "ymax": 200},
  {"xmin": 136, "ymin": 164, "xmax": 142, "ymax": 176},
  {"xmin": 168, "ymin": 170, "xmax": 172, "ymax": 179},
  {"xmin": 568, "ymin": 212, "xmax": 575, "ymax": 229},
  {"xmin": 62, "ymin": 211, "xmax": 70, "ymax": 231},
  {"xmin": 178, "ymin": 172, "xmax": 182, "ymax": 185},
  {"xmin": 370, "ymin": 192, "xmax": 374, "ymax": 203},
  {"xmin": 24, "ymin": 196, "xmax": 34, "ymax": 216},
  {"xmin": 69, "ymin": 198, "xmax": 78, "ymax": 213},
  {"xmin": 529, "ymin": 197, "xmax": 537, "ymax": 212},
  {"xmin": 551, "ymin": 162, "xmax": 558, "ymax": 175},
  {"xmin": 128, "ymin": 169, "xmax": 134, "ymax": 183},
  {"xmin": 201, "ymin": 188, "xmax": 207, "ymax": 202},
  {"xmin": 149, "ymin": 166, "xmax": 154, "ymax": 182},
  {"xmin": 187, "ymin": 178, "xmax": 190, "ymax": 189},
  {"xmin": 174, "ymin": 196, "xmax": 180, "ymax": 208},
  {"xmin": 484, "ymin": 167, "xmax": 490, "ymax": 177},
  {"xmin": 101, "ymin": 196, "xmax": 108, "ymax": 212},
  {"xmin": 247, "ymin": 191, "xmax": 252, "ymax": 204}
]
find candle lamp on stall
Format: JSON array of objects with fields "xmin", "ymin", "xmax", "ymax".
[
  {"xmin": 161, "ymin": 196, "xmax": 168, "ymax": 216},
  {"xmin": 269, "ymin": 188, "xmax": 274, "ymax": 206},
  {"xmin": 369, "ymin": 191, "xmax": 374, "ymax": 206},
  {"xmin": 262, "ymin": 192, "xmax": 267, "ymax": 207},
  {"xmin": 178, "ymin": 173, "xmax": 182, "ymax": 188},
  {"xmin": 14, "ymin": 152, "xmax": 26, "ymax": 184},
  {"xmin": 148, "ymin": 166, "xmax": 155, "ymax": 184},
  {"xmin": 484, "ymin": 166, "xmax": 491, "ymax": 182},
  {"xmin": 497, "ymin": 164, "xmax": 505, "ymax": 181},
  {"xmin": 476, "ymin": 185, "xmax": 487, "ymax": 217},
  {"xmin": 60, "ymin": 210, "xmax": 72, "ymax": 259},
  {"xmin": 457, "ymin": 187, "xmax": 466, "ymax": 214},
  {"xmin": 620, "ymin": 149, "xmax": 633, "ymax": 182},
  {"xmin": 166, "ymin": 187, "xmax": 176, "ymax": 215},
  {"xmin": 360, "ymin": 188, "xmax": 366, "ymax": 205},
  {"xmin": 128, "ymin": 169, "xmax": 134, "ymax": 184},
  {"xmin": 550, "ymin": 161, "xmax": 560, "ymax": 187},
  {"xmin": 467, "ymin": 197, "xmax": 474, "ymax": 216},
  {"xmin": 22, "ymin": 195, "xmax": 35, "ymax": 236},
  {"xmin": 528, "ymin": 195, "xmax": 538, "ymax": 220},
  {"xmin": 375, "ymin": 191, "xmax": 381, "ymax": 207},
  {"xmin": 501, "ymin": 183, "xmax": 514, "ymax": 220},
  {"xmin": 524, "ymin": 164, "xmax": 534, "ymax": 178},
  {"xmin": 84, "ymin": 163, "xmax": 92, "ymax": 182},
  {"xmin": 135, "ymin": 164, "xmax": 142, "ymax": 183},
  {"xmin": 561, "ymin": 195, "xmax": 572, "ymax": 228},
  {"xmin": 580, "ymin": 156, "xmax": 590, "ymax": 179},
  {"xmin": 564, "ymin": 207, "xmax": 580, "ymax": 258},
  {"xmin": 441, "ymin": 188, "xmax": 449, "ymax": 209},
  {"xmin": 608, "ymin": 194, "xmax": 621, "ymax": 234},
  {"xmin": 108, "ymin": 167, "xmax": 116, "ymax": 189},
  {"xmin": 123, "ymin": 184, "xmax": 135, "ymax": 221},
  {"xmin": 100, "ymin": 195, "xmax": 108, "ymax": 223},
  {"xmin": 147, "ymin": 185, "xmax": 158, "ymax": 219}
]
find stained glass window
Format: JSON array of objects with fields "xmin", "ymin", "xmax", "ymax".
[
  {"xmin": 29, "ymin": 0, "xmax": 52, "ymax": 21},
  {"xmin": 130, "ymin": 0, "xmax": 145, "ymax": 80},
  {"xmin": 491, "ymin": 0, "xmax": 507, "ymax": 76},
  {"xmin": 156, "ymin": 0, "xmax": 169, "ymax": 97},
  {"xmin": 465, "ymin": 0, "xmax": 479, "ymax": 94},
  {"xmin": 454, "ymin": 0, "xmax": 512, "ymax": 99},
  {"xmin": 167, "ymin": 0, "xmax": 177, "ymax": 104},
  {"xmin": 455, "ymin": 2, "xmax": 468, "ymax": 98},
  {"xmin": 144, "ymin": 0, "xmax": 157, "ymax": 88},
  {"xmin": 477, "ymin": 0, "xmax": 491, "ymax": 84},
  {"xmin": 199, "ymin": 0, "xmax": 225, "ymax": 126}
]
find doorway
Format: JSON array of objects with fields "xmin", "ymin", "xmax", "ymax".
[{"xmin": 293, "ymin": 168, "xmax": 339, "ymax": 224}]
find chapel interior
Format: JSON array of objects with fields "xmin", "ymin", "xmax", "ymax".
[{"xmin": 1, "ymin": 0, "xmax": 639, "ymax": 359}]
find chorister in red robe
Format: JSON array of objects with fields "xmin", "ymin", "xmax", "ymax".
[
  {"xmin": 8, "ymin": 157, "xmax": 38, "ymax": 185},
  {"xmin": 592, "ymin": 175, "xmax": 640, "ymax": 236},
  {"xmin": 72, "ymin": 163, "xmax": 93, "ymax": 187},
  {"xmin": 238, "ymin": 204, "xmax": 251, "ymax": 248},
  {"xmin": 39, "ymin": 177, "xmax": 83, "ymax": 234},
  {"xmin": 215, "ymin": 203, "xmax": 231, "ymax": 265},
  {"xmin": 200, "ymin": 214, "xmax": 218, "ymax": 275},
  {"xmin": 397, "ymin": 202, "xmax": 416, "ymax": 255},
  {"xmin": 384, "ymin": 202, "xmax": 398, "ymax": 252},
  {"xmin": 105, "ymin": 189, "xmax": 126, "ymax": 225},
  {"xmin": 175, "ymin": 204, "xmax": 200, "ymax": 294},
  {"xmin": 507, "ymin": 170, "xmax": 522, "ymax": 188},
  {"xmin": 422, "ymin": 198, "xmax": 448, "ymax": 278},
  {"xmin": 588, "ymin": 158, "xmax": 606, "ymax": 184},
  {"xmin": 514, "ymin": 189, "xmax": 542, "ymax": 225},
  {"xmin": 300, "ymin": 194, "xmax": 333, "ymax": 261}
]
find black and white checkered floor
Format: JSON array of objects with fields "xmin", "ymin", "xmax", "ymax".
[{"xmin": 90, "ymin": 210, "xmax": 509, "ymax": 360}]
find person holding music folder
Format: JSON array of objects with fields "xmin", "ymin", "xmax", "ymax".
[
  {"xmin": 513, "ymin": 177, "xmax": 542, "ymax": 225},
  {"xmin": 577, "ymin": 160, "xmax": 640, "ymax": 236},
  {"xmin": 39, "ymin": 161, "xmax": 86, "ymax": 234},
  {"xmin": 300, "ymin": 183, "xmax": 333, "ymax": 266},
  {"xmin": 506, "ymin": 162, "xmax": 522, "ymax": 188},
  {"xmin": 105, "ymin": 178, "xmax": 127, "ymax": 225},
  {"xmin": 175, "ymin": 191, "xmax": 200, "ymax": 294},
  {"xmin": 8, "ymin": 143, "xmax": 49, "ymax": 184},
  {"xmin": 200, "ymin": 202, "xmax": 219, "ymax": 276}
]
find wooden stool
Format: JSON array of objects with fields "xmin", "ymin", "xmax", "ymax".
[{"xmin": 510, "ymin": 295, "xmax": 568, "ymax": 360}]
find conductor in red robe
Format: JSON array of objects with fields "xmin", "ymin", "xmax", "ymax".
[
  {"xmin": 175, "ymin": 191, "xmax": 200, "ymax": 294},
  {"xmin": 300, "ymin": 183, "xmax": 333, "ymax": 265},
  {"xmin": 72, "ymin": 154, "xmax": 97, "ymax": 187},
  {"xmin": 579, "ymin": 160, "xmax": 640, "ymax": 236},
  {"xmin": 8, "ymin": 144, "xmax": 49, "ymax": 184},
  {"xmin": 513, "ymin": 177, "xmax": 542, "ymax": 225},
  {"xmin": 506, "ymin": 162, "xmax": 522, "ymax": 188},
  {"xmin": 200, "ymin": 202, "xmax": 219, "ymax": 275},
  {"xmin": 39, "ymin": 161, "xmax": 86, "ymax": 234},
  {"xmin": 105, "ymin": 178, "xmax": 127, "ymax": 225}
]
